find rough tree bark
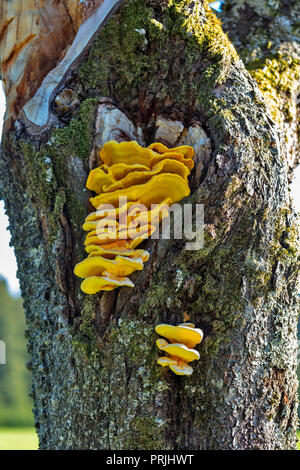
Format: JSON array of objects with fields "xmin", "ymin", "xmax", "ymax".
[{"xmin": 0, "ymin": 0, "xmax": 299, "ymax": 450}]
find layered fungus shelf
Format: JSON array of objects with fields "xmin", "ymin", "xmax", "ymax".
[{"xmin": 74, "ymin": 140, "xmax": 194, "ymax": 294}]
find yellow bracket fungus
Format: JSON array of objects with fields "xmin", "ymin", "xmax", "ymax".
[
  {"xmin": 81, "ymin": 273, "xmax": 134, "ymax": 294},
  {"xmin": 74, "ymin": 255, "xmax": 144, "ymax": 278},
  {"xmin": 74, "ymin": 140, "xmax": 194, "ymax": 293},
  {"xmin": 90, "ymin": 173, "xmax": 191, "ymax": 208},
  {"xmin": 155, "ymin": 323, "xmax": 203, "ymax": 376}
]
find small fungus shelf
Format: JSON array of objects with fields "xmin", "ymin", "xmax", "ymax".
[
  {"xmin": 155, "ymin": 323, "xmax": 203, "ymax": 376},
  {"xmin": 74, "ymin": 140, "xmax": 194, "ymax": 293}
]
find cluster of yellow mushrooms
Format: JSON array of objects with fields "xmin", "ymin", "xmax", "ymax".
[
  {"xmin": 74, "ymin": 140, "xmax": 194, "ymax": 294},
  {"xmin": 74, "ymin": 140, "xmax": 203, "ymax": 376},
  {"xmin": 155, "ymin": 322, "xmax": 203, "ymax": 375}
]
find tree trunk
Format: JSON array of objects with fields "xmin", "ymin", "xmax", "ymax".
[{"xmin": 0, "ymin": 0, "xmax": 299, "ymax": 450}]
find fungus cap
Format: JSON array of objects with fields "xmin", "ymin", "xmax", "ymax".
[
  {"xmin": 84, "ymin": 234, "xmax": 118, "ymax": 246},
  {"xmin": 85, "ymin": 240, "xmax": 131, "ymax": 252},
  {"xmin": 84, "ymin": 224, "xmax": 155, "ymax": 244},
  {"xmin": 85, "ymin": 201, "xmax": 137, "ymax": 222},
  {"xmin": 148, "ymin": 142, "xmax": 194, "ymax": 170},
  {"xmin": 157, "ymin": 356, "xmax": 194, "ymax": 376},
  {"xmin": 100, "ymin": 140, "xmax": 194, "ymax": 171},
  {"xmin": 128, "ymin": 199, "xmax": 170, "ymax": 226},
  {"xmin": 155, "ymin": 324, "xmax": 203, "ymax": 349},
  {"xmin": 103, "ymin": 159, "xmax": 190, "ymax": 193},
  {"xmin": 84, "ymin": 234, "xmax": 149, "ymax": 250},
  {"xmin": 157, "ymin": 357, "xmax": 178, "ymax": 367},
  {"xmin": 83, "ymin": 219, "xmax": 119, "ymax": 232},
  {"xmin": 100, "ymin": 140, "xmax": 155, "ymax": 167},
  {"xmin": 169, "ymin": 362, "xmax": 193, "ymax": 376},
  {"xmin": 109, "ymin": 162, "xmax": 150, "ymax": 180},
  {"xmin": 74, "ymin": 255, "xmax": 144, "ymax": 278},
  {"xmin": 87, "ymin": 246, "xmax": 150, "ymax": 262},
  {"xmin": 90, "ymin": 173, "xmax": 191, "ymax": 208},
  {"xmin": 156, "ymin": 339, "xmax": 200, "ymax": 363},
  {"xmin": 81, "ymin": 274, "xmax": 134, "ymax": 294},
  {"xmin": 86, "ymin": 167, "xmax": 114, "ymax": 193}
]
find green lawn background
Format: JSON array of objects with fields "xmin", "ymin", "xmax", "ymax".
[{"xmin": 0, "ymin": 428, "xmax": 38, "ymax": 450}]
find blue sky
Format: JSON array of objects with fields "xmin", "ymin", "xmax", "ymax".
[{"xmin": 0, "ymin": 81, "xmax": 299, "ymax": 297}]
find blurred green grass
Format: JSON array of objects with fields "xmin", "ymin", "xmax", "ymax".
[
  {"xmin": 0, "ymin": 280, "xmax": 34, "ymax": 428},
  {"xmin": 0, "ymin": 428, "xmax": 38, "ymax": 450}
]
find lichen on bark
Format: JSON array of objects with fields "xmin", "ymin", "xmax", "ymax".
[{"xmin": 221, "ymin": 0, "xmax": 300, "ymax": 170}]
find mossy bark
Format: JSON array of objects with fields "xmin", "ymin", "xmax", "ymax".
[
  {"xmin": 0, "ymin": 0, "xmax": 299, "ymax": 449},
  {"xmin": 221, "ymin": 0, "xmax": 300, "ymax": 171}
]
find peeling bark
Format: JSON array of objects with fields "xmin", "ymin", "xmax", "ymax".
[
  {"xmin": 0, "ymin": 0, "xmax": 299, "ymax": 450},
  {"xmin": 0, "ymin": 0, "xmax": 115, "ymax": 129}
]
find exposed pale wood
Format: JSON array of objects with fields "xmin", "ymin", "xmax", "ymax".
[{"xmin": 0, "ymin": 0, "xmax": 105, "ymax": 129}]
